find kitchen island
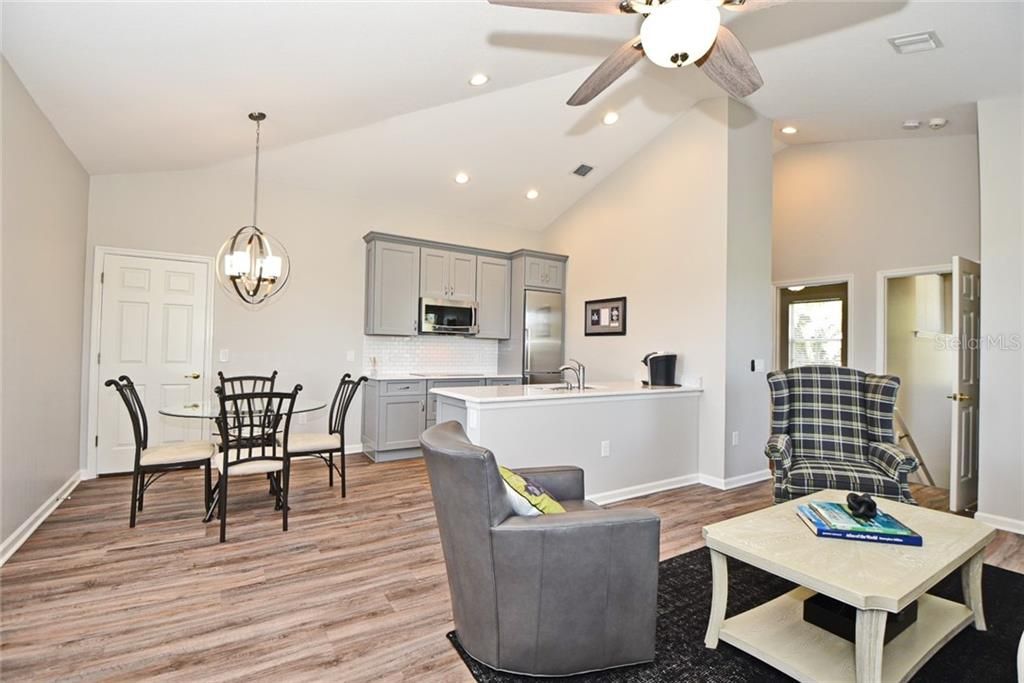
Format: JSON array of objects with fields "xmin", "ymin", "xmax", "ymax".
[{"xmin": 433, "ymin": 382, "xmax": 702, "ymax": 503}]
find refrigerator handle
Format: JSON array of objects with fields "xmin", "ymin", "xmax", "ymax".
[{"xmin": 524, "ymin": 328, "xmax": 531, "ymax": 373}]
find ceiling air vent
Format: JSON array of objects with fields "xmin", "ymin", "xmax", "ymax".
[
  {"xmin": 573, "ymin": 164, "xmax": 594, "ymax": 177},
  {"xmin": 888, "ymin": 31, "xmax": 942, "ymax": 55}
]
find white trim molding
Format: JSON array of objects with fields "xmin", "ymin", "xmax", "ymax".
[
  {"xmin": 698, "ymin": 468, "xmax": 773, "ymax": 491},
  {"xmin": 974, "ymin": 511, "xmax": 1024, "ymax": 536},
  {"xmin": 589, "ymin": 474, "xmax": 700, "ymax": 506},
  {"xmin": 0, "ymin": 470, "xmax": 83, "ymax": 566}
]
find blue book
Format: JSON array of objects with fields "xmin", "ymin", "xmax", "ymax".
[{"xmin": 796, "ymin": 504, "xmax": 923, "ymax": 547}]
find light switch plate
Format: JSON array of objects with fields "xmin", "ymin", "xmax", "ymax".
[
  {"xmin": 346, "ymin": 350, "xmax": 356, "ymax": 362},
  {"xmin": 219, "ymin": 349, "xmax": 229, "ymax": 363}
]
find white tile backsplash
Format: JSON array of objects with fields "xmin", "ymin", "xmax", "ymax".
[{"xmin": 363, "ymin": 335, "xmax": 498, "ymax": 374}]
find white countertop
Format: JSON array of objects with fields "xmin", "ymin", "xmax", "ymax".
[
  {"xmin": 363, "ymin": 371, "xmax": 522, "ymax": 381},
  {"xmin": 431, "ymin": 381, "xmax": 702, "ymax": 404}
]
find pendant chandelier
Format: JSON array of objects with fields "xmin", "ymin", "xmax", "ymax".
[{"xmin": 215, "ymin": 112, "xmax": 291, "ymax": 308}]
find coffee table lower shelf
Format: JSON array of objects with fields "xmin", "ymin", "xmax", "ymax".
[{"xmin": 719, "ymin": 587, "xmax": 973, "ymax": 683}]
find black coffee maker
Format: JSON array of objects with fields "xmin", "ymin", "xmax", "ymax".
[{"xmin": 642, "ymin": 352, "xmax": 678, "ymax": 386}]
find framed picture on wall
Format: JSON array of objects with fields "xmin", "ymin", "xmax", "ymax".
[{"xmin": 585, "ymin": 297, "xmax": 627, "ymax": 336}]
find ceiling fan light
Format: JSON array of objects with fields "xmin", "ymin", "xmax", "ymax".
[{"xmin": 640, "ymin": 0, "xmax": 721, "ymax": 69}]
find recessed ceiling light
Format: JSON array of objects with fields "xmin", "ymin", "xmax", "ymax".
[
  {"xmin": 454, "ymin": 172, "xmax": 470, "ymax": 185},
  {"xmin": 780, "ymin": 126, "xmax": 798, "ymax": 135},
  {"xmin": 928, "ymin": 117, "xmax": 948, "ymax": 130},
  {"xmin": 526, "ymin": 189, "xmax": 539, "ymax": 200},
  {"xmin": 888, "ymin": 31, "xmax": 942, "ymax": 55},
  {"xmin": 902, "ymin": 120, "xmax": 921, "ymax": 131},
  {"xmin": 469, "ymin": 73, "xmax": 489, "ymax": 86},
  {"xmin": 787, "ymin": 285, "xmax": 806, "ymax": 292},
  {"xmin": 602, "ymin": 111, "xmax": 620, "ymax": 126}
]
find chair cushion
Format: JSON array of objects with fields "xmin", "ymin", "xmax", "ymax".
[
  {"xmin": 787, "ymin": 457, "xmax": 902, "ymax": 499},
  {"xmin": 499, "ymin": 466, "xmax": 566, "ymax": 516},
  {"xmin": 210, "ymin": 454, "xmax": 283, "ymax": 475},
  {"xmin": 141, "ymin": 441, "xmax": 216, "ymax": 466},
  {"xmin": 279, "ymin": 432, "xmax": 341, "ymax": 453}
]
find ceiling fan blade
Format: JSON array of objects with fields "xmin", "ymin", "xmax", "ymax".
[
  {"xmin": 567, "ymin": 37, "xmax": 644, "ymax": 106},
  {"xmin": 488, "ymin": 0, "xmax": 628, "ymax": 14},
  {"xmin": 696, "ymin": 26, "xmax": 763, "ymax": 99},
  {"xmin": 720, "ymin": 0, "xmax": 791, "ymax": 11}
]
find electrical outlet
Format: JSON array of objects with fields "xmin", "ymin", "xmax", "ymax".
[
  {"xmin": 731, "ymin": 431, "xmax": 740, "ymax": 447},
  {"xmin": 219, "ymin": 349, "xmax": 229, "ymax": 363},
  {"xmin": 346, "ymin": 350, "xmax": 356, "ymax": 362},
  {"xmin": 600, "ymin": 440, "xmax": 610, "ymax": 457}
]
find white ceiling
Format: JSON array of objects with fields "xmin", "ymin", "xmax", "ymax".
[{"xmin": 3, "ymin": 0, "xmax": 1021, "ymax": 228}]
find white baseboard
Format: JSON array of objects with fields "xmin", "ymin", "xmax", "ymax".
[
  {"xmin": 698, "ymin": 468, "xmax": 772, "ymax": 491},
  {"xmin": 0, "ymin": 469, "xmax": 83, "ymax": 566},
  {"xmin": 974, "ymin": 511, "xmax": 1024, "ymax": 536},
  {"xmin": 589, "ymin": 474, "xmax": 700, "ymax": 506},
  {"xmin": 345, "ymin": 444, "xmax": 363, "ymax": 455}
]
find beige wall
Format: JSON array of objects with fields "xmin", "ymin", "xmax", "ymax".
[
  {"xmin": 85, "ymin": 150, "xmax": 543, "ymax": 463},
  {"xmin": 976, "ymin": 95, "xmax": 1023, "ymax": 529},
  {"xmin": 542, "ymin": 98, "xmax": 773, "ymax": 483},
  {"xmin": 773, "ymin": 135, "xmax": 981, "ymax": 371},
  {"xmin": 885, "ymin": 275, "xmax": 953, "ymax": 488},
  {"xmin": 1, "ymin": 59, "xmax": 89, "ymax": 542}
]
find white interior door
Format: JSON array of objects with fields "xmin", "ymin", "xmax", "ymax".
[
  {"xmin": 949, "ymin": 256, "xmax": 980, "ymax": 511},
  {"xmin": 96, "ymin": 254, "xmax": 211, "ymax": 474}
]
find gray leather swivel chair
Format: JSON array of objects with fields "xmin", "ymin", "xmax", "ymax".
[{"xmin": 420, "ymin": 421, "xmax": 660, "ymax": 677}]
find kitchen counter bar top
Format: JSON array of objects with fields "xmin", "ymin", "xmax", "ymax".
[
  {"xmin": 431, "ymin": 381, "xmax": 702, "ymax": 404},
  {"xmin": 363, "ymin": 372, "xmax": 523, "ymax": 381}
]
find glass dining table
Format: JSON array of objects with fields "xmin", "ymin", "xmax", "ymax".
[{"xmin": 158, "ymin": 398, "xmax": 327, "ymax": 419}]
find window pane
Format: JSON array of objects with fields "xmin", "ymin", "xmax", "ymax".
[{"xmin": 788, "ymin": 300, "xmax": 843, "ymax": 368}]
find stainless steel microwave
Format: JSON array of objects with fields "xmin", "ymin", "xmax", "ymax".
[{"xmin": 420, "ymin": 297, "xmax": 479, "ymax": 335}]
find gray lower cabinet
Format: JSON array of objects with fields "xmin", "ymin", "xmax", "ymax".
[
  {"xmin": 486, "ymin": 377, "xmax": 522, "ymax": 386},
  {"xmin": 378, "ymin": 396, "xmax": 426, "ymax": 450},
  {"xmin": 362, "ymin": 376, "xmax": 506, "ymax": 461}
]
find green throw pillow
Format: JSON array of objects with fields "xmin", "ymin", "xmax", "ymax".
[{"xmin": 499, "ymin": 466, "xmax": 566, "ymax": 516}]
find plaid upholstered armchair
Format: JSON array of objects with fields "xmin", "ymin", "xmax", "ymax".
[{"xmin": 765, "ymin": 366, "xmax": 919, "ymax": 504}]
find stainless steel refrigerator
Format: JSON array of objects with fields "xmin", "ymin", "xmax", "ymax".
[{"xmin": 523, "ymin": 290, "xmax": 564, "ymax": 385}]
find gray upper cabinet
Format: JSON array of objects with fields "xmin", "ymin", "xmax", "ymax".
[
  {"xmin": 450, "ymin": 252, "xmax": 477, "ymax": 300},
  {"xmin": 524, "ymin": 256, "xmax": 564, "ymax": 292},
  {"xmin": 365, "ymin": 240, "xmax": 421, "ymax": 336},
  {"xmin": 420, "ymin": 247, "xmax": 477, "ymax": 300},
  {"xmin": 476, "ymin": 256, "xmax": 511, "ymax": 339}
]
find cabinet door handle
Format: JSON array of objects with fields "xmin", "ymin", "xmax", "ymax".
[{"xmin": 420, "ymin": 400, "xmax": 425, "ymax": 412}]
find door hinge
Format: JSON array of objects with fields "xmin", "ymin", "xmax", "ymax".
[
  {"xmin": 95, "ymin": 435, "xmax": 99, "ymax": 447},
  {"xmin": 100, "ymin": 272, "xmax": 105, "ymax": 285},
  {"xmin": 97, "ymin": 352, "xmax": 101, "ymax": 365}
]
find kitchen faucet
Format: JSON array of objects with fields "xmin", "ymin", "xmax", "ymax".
[
  {"xmin": 559, "ymin": 359, "xmax": 586, "ymax": 391},
  {"xmin": 558, "ymin": 364, "xmax": 581, "ymax": 391}
]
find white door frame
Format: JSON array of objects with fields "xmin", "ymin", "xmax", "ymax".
[
  {"xmin": 83, "ymin": 246, "xmax": 215, "ymax": 478},
  {"xmin": 772, "ymin": 274, "xmax": 855, "ymax": 370},
  {"xmin": 874, "ymin": 264, "xmax": 952, "ymax": 374}
]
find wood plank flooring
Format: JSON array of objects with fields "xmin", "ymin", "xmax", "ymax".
[{"xmin": 1, "ymin": 456, "xmax": 1021, "ymax": 682}]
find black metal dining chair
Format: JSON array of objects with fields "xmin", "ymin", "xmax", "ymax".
[
  {"xmin": 105, "ymin": 375, "xmax": 216, "ymax": 528},
  {"xmin": 281, "ymin": 374, "xmax": 367, "ymax": 497},
  {"xmin": 208, "ymin": 384, "xmax": 302, "ymax": 542},
  {"xmin": 217, "ymin": 370, "xmax": 278, "ymax": 394}
]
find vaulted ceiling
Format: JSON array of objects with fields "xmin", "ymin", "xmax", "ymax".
[{"xmin": 3, "ymin": 1, "xmax": 1021, "ymax": 229}]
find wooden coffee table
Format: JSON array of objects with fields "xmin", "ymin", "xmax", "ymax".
[{"xmin": 702, "ymin": 489, "xmax": 995, "ymax": 683}]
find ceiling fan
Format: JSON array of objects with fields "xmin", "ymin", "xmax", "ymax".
[{"xmin": 488, "ymin": 0, "xmax": 787, "ymax": 106}]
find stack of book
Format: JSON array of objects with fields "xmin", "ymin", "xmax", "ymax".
[{"xmin": 796, "ymin": 501, "xmax": 923, "ymax": 546}]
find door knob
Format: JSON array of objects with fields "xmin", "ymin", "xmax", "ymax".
[
  {"xmin": 185, "ymin": 372, "xmax": 201, "ymax": 380},
  {"xmin": 946, "ymin": 393, "xmax": 971, "ymax": 402}
]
